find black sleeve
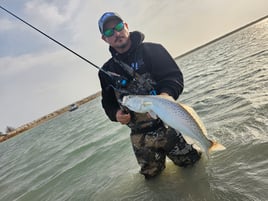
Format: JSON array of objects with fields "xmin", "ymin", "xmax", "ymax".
[
  {"xmin": 98, "ymin": 68, "xmax": 120, "ymax": 122},
  {"xmin": 143, "ymin": 43, "xmax": 184, "ymax": 99}
]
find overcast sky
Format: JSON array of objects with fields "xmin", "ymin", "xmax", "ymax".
[{"xmin": 0, "ymin": 0, "xmax": 267, "ymax": 132}]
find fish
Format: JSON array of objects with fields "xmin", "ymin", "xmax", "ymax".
[{"xmin": 121, "ymin": 95, "xmax": 225, "ymax": 156}]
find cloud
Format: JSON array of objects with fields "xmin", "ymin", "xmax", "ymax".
[
  {"xmin": 0, "ymin": 18, "xmax": 18, "ymax": 32},
  {"xmin": 24, "ymin": 0, "xmax": 81, "ymax": 31},
  {"xmin": 24, "ymin": 1, "xmax": 64, "ymax": 26}
]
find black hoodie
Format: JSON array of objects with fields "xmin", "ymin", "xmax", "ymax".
[{"xmin": 98, "ymin": 31, "xmax": 184, "ymax": 122}]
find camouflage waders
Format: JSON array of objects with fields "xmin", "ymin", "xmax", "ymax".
[{"xmin": 130, "ymin": 124, "xmax": 201, "ymax": 178}]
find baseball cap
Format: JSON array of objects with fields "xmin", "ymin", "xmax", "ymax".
[{"xmin": 98, "ymin": 12, "xmax": 123, "ymax": 34}]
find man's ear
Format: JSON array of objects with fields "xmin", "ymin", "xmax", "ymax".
[{"xmin": 124, "ymin": 22, "xmax": 129, "ymax": 30}]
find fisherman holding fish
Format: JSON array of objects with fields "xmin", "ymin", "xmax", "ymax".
[{"xmin": 98, "ymin": 12, "xmax": 201, "ymax": 179}]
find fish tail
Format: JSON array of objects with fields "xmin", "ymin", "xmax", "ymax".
[{"xmin": 209, "ymin": 140, "xmax": 226, "ymax": 152}]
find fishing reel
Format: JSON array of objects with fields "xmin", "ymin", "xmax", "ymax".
[{"xmin": 114, "ymin": 76, "xmax": 129, "ymax": 88}]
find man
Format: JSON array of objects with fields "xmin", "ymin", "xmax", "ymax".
[{"xmin": 98, "ymin": 12, "xmax": 201, "ymax": 179}]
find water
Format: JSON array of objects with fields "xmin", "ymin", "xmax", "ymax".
[{"xmin": 1, "ymin": 18, "xmax": 267, "ymax": 201}]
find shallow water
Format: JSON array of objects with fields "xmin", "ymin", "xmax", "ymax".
[{"xmin": 0, "ymin": 18, "xmax": 267, "ymax": 201}]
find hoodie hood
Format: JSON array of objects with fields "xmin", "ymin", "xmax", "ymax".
[{"xmin": 109, "ymin": 31, "xmax": 145, "ymax": 59}]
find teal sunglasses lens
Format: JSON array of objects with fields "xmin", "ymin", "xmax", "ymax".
[
  {"xmin": 103, "ymin": 22, "xmax": 124, "ymax": 37},
  {"xmin": 114, "ymin": 22, "xmax": 124, "ymax": 31},
  {"xmin": 103, "ymin": 29, "xmax": 114, "ymax": 37}
]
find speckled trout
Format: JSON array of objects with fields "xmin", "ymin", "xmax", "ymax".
[{"xmin": 122, "ymin": 95, "xmax": 225, "ymax": 155}]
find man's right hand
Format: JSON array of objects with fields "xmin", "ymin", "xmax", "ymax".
[{"xmin": 116, "ymin": 109, "xmax": 131, "ymax": 125}]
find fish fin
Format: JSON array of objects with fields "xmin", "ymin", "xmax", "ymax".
[
  {"xmin": 178, "ymin": 103, "xmax": 208, "ymax": 136},
  {"xmin": 148, "ymin": 111, "xmax": 158, "ymax": 119},
  {"xmin": 209, "ymin": 140, "xmax": 226, "ymax": 152}
]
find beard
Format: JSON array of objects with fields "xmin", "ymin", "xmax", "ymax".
[{"xmin": 114, "ymin": 36, "xmax": 131, "ymax": 50}]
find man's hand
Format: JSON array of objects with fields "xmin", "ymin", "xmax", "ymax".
[
  {"xmin": 116, "ymin": 109, "xmax": 131, "ymax": 125},
  {"xmin": 159, "ymin": 92, "xmax": 175, "ymax": 101}
]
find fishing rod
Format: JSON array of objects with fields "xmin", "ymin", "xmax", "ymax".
[
  {"xmin": 0, "ymin": 5, "xmax": 106, "ymax": 73},
  {"xmin": 0, "ymin": 5, "xmax": 175, "ymax": 92},
  {"xmin": 0, "ymin": 5, "xmax": 137, "ymax": 89}
]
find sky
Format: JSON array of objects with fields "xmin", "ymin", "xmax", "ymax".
[{"xmin": 0, "ymin": 0, "xmax": 267, "ymax": 132}]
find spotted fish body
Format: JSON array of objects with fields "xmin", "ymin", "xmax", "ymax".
[{"xmin": 122, "ymin": 95, "xmax": 225, "ymax": 156}]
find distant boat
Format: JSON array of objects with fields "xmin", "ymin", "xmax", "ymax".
[
  {"xmin": 0, "ymin": 133, "xmax": 7, "ymax": 136},
  {"xmin": 69, "ymin": 104, "xmax": 78, "ymax": 112}
]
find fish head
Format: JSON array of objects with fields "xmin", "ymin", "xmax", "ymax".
[{"xmin": 122, "ymin": 95, "xmax": 152, "ymax": 113}]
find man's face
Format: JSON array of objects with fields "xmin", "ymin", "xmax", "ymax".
[{"xmin": 102, "ymin": 19, "xmax": 130, "ymax": 52}]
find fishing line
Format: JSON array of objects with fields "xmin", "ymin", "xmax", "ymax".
[{"xmin": 0, "ymin": 5, "xmax": 106, "ymax": 73}]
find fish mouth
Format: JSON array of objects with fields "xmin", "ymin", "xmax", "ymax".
[
  {"xmin": 121, "ymin": 95, "xmax": 130, "ymax": 107},
  {"xmin": 121, "ymin": 95, "xmax": 138, "ymax": 111}
]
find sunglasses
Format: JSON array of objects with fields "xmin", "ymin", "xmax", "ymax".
[{"xmin": 103, "ymin": 22, "xmax": 124, "ymax": 37}]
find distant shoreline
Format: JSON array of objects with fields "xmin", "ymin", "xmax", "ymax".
[
  {"xmin": 0, "ymin": 91, "xmax": 101, "ymax": 143},
  {"xmin": 175, "ymin": 15, "xmax": 267, "ymax": 59}
]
